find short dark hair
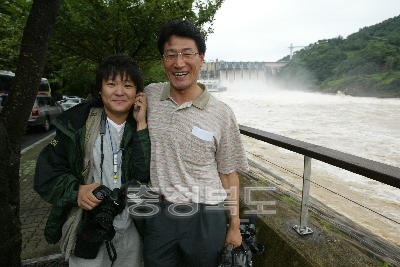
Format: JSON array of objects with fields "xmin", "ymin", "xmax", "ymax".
[
  {"xmin": 95, "ymin": 53, "xmax": 143, "ymax": 97},
  {"xmin": 157, "ymin": 20, "xmax": 206, "ymax": 56}
]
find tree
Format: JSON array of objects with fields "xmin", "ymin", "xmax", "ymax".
[
  {"xmin": 1, "ymin": 0, "xmax": 224, "ymax": 96},
  {"xmin": 0, "ymin": 0, "xmax": 61, "ymax": 266},
  {"xmin": 385, "ymin": 56, "xmax": 395, "ymax": 74},
  {"xmin": 45, "ymin": 0, "xmax": 224, "ymax": 94},
  {"xmin": 0, "ymin": 0, "xmax": 31, "ymax": 71},
  {"xmin": 51, "ymin": 0, "xmax": 223, "ymax": 62}
]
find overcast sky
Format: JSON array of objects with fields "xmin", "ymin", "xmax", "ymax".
[{"xmin": 204, "ymin": 0, "xmax": 400, "ymax": 62}]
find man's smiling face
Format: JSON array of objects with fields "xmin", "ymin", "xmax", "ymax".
[
  {"xmin": 101, "ymin": 73, "xmax": 137, "ymax": 123},
  {"xmin": 161, "ymin": 35, "xmax": 205, "ymax": 92}
]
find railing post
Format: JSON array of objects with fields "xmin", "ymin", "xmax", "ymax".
[{"xmin": 293, "ymin": 156, "xmax": 313, "ymax": 235}]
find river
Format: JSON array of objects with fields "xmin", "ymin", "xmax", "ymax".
[{"xmin": 211, "ymin": 81, "xmax": 400, "ymax": 247}]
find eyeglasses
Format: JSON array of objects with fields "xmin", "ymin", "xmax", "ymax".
[{"xmin": 163, "ymin": 51, "xmax": 200, "ymax": 62}]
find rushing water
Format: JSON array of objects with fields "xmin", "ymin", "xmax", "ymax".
[{"xmin": 212, "ymin": 81, "xmax": 400, "ymax": 246}]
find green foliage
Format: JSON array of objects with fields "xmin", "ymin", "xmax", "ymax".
[
  {"xmin": 276, "ymin": 59, "xmax": 317, "ymax": 90},
  {"xmin": 257, "ymin": 179, "xmax": 267, "ymax": 186},
  {"xmin": 0, "ymin": 0, "xmax": 31, "ymax": 70},
  {"xmin": 387, "ymin": 35, "xmax": 400, "ymax": 46},
  {"xmin": 277, "ymin": 55, "xmax": 290, "ymax": 62},
  {"xmin": 1, "ymin": 0, "xmax": 224, "ymax": 95},
  {"xmin": 278, "ymin": 194, "xmax": 295, "ymax": 205},
  {"xmin": 319, "ymin": 220, "xmax": 346, "ymax": 238},
  {"xmin": 385, "ymin": 56, "xmax": 396, "ymax": 73},
  {"xmin": 348, "ymin": 15, "xmax": 400, "ymax": 42},
  {"xmin": 376, "ymin": 259, "xmax": 391, "ymax": 267},
  {"xmin": 319, "ymin": 221, "xmax": 339, "ymax": 233},
  {"xmin": 56, "ymin": 57, "xmax": 97, "ymax": 96},
  {"xmin": 304, "ymin": 48, "xmax": 348, "ymax": 81},
  {"xmin": 277, "ymin": 15, "xmax": 400, "ymax": 97},
  {"xmin": 142, "ymin": 61, "xmax": 168, "ymax": 86},
  {"xmin": 45, "ymin": 0, "xmax": 223, "ymax": 95}
]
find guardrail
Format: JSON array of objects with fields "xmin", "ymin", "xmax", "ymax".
[{"xmin": 239, "ymin": 125, "xmax": 400, "ymax": 235}]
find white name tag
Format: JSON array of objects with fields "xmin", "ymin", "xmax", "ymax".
[{"xmin": 191, "ymin": 126, "xmax": 214, "ymax": 142}]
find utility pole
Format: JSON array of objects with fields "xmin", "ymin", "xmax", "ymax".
[{"xmin": 288, "ymin": 43, "xmax": 306, "ymax": 60}]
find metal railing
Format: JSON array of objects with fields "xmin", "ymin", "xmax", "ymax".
[{"xmin": 239, "ymin": 125, "xmax": 400, "ymax": 235}]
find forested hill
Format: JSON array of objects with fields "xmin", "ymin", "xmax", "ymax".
[{"xmin": 277, "ymin": 15, "xmax": 400, "ymax": 98}]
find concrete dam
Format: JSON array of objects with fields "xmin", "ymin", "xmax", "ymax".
[{"xmin": 199, "ymin": 60, "xmax": 288, "ymax": 88}]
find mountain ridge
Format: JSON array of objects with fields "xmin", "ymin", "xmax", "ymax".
[{"xmin": 277, "ymin": 15, "xmax": 400, "ymax": 98}]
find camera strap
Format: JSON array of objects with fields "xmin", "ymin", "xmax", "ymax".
[
  {"xmin": 99, "ymin": 110, "xmax": 126, "ymax": 185},
  {"xmin": 105, "ymin": 240, "xmax": 117, "ymax": 266},
  {"xmin": 100, "ymin": 110, "xmax": 107, "ymax": 183}
]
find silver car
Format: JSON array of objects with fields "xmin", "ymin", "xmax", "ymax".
[
  {"xmin": 28, "ymin": 95, "xmax": 63, "ymax": 131},
  {"xmin": 61, "ymin": 98, "xmax": 84, "ymax": 111}
]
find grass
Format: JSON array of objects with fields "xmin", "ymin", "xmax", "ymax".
[
  {"xmin": 376, "ymin": 260, "xmax": 391, "ymax": 266},
  {"xmin": 319, "ymin": 220, "xmax": 345, "ymax": 237},
  {"xmin": 278, "ymin": 194, "xmax": 296, "ymax": 205},
  {"xmin": 257, "ymin": 179, "xmax": 267, "ymax": 186}
]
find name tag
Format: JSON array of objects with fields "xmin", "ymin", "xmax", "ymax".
[
  {"xmin": 191, "ymin": 126, "xmax": 214, "ymax": 142},
  {"xmin": 113, "ymin": 153, "xmax": 118, "ymax": 165}
]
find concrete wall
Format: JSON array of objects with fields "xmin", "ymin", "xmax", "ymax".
[{"xmin": 237, "ymin": 159, "xmax": 400, "ymax": 267}]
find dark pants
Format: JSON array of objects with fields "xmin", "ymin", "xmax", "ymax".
[{"xmin": 143, "ymin": 201, "xmax": 227, "ymax": 267}]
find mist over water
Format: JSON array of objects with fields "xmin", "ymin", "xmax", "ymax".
[{"xmin": 212, "ymin": 82, "xmax": 400, "ymax": 246}]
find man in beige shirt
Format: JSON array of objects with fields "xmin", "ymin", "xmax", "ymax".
[{"xmin": 143, "ymin": 20, "xmax": 249, "ymax": 267}]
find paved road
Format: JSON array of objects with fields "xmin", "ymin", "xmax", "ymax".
[{"xmin": 22, "ymin": 127, "xmax": 56, "ymax": 151}]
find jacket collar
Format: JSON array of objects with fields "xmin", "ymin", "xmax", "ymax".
[
  {"xmin": 160, "ymin": 83, "xmax": 210, "ymax": 109},
  {"xmin": 56, "ymin": 98, "xmax": 136, "ymax": 132}
]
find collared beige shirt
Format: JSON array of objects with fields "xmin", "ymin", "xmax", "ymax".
[{"xmin": 144, "ymin": 82, "xmax": 249, "ymax": 204}]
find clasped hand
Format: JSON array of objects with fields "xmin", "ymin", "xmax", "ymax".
[{"xmin": 77, "ymin": 183, "xmax": 101, "ymax": 210}]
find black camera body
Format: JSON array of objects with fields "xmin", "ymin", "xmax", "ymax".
[
  {"xmin": 74, "ymin": 185, "xmax": 126, "ymax": 259},
  {"xmin": 218, "ymin": 214, "xmax": 265, "ymax": 267}
]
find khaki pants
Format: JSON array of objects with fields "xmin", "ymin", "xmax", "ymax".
[{"xmin": 69, "ymin": 223, "xmax": 142, "ymax": 267}]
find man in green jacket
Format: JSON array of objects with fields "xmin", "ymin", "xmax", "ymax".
[{"xmin": 34, "ymin": 53, "xmax": 150, "ymax": 266}]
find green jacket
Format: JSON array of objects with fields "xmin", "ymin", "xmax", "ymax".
[{"xmin": 34, "ymin": 98, "xmax": 150, "ymax": 244}]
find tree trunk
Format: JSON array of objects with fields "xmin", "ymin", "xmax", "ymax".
[{"xmin": 0, "ymin": 1, "xmax": 61, "ymax": 266}]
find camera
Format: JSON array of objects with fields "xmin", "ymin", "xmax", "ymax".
[
  {"xmin": 218, "ymin": 213, "xmax": 265, "ymax": 267},
  {"xmin": 74, "ymin": 185, "xmax": 126, "ymax": 259}
]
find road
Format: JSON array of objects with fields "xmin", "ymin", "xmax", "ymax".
[{"xmin": 21, "ymin": 126, "xmax": 56, "ymax": 152}]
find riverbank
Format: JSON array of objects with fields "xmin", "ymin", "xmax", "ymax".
[
  {"xmin": 318, "ymin": 86, "xmax": 400, "ymax": 98},
  {"xmin": 312, "ymin": 72, "xmax": 400, "ymax": 98}
]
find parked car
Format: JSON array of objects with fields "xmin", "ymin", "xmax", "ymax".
[
  {"xmin": 57, "ymin": 95, "xmax": 81, "ymax": 105},
  {"xmin": 56, "ymin": 99, "xmax": 67, "ymax": 105},
  {"xmin": 61, "ymin": 98, "xmax": 84, "ymax": 111},
  {"xmin": 28, "ymin": 95, "xmax": 63, "ymax": 131}
]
